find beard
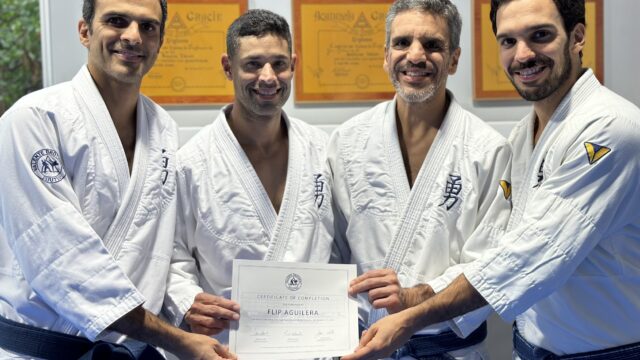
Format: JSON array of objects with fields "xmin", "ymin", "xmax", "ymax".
[
  {"xmin": 508, "ymin": 42, "xmax": 572, "ymax": 102},
  {"xmin": 388, "ymin": 63, "xmax": 441, "ymax": 103},
  {"xmin": 238, "ymin": 83, "xmax": 290, "ymax": 117}
]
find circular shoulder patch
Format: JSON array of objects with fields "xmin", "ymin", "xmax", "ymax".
[{"xmin": 31, "ymin": 149, "xmax": 66, "ymax": 183}]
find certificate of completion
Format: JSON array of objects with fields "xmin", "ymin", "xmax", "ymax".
[{"xmin": 229, "ymin": 260, "xmax": 359, "ymax": 359}]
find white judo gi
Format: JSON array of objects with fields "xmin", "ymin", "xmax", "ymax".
[
  {"xmin": 163, "ymin": 105, "xmax": 334, "ymax": 344},
  {"xmin": 328, "ymin": 94, "xmax": 512, "ymax": 359},
  {"xmin": 0, "ymin": 66, "xmax": 178, "ymax": 357},
  {"xmin": 460, "ymin": 69, "xmax": 640, "ymax": 355}
]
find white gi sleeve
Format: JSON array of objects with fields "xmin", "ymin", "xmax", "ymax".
[
  {"xmin": 428, "ymin": 140, "xmax": 513, "ymax": 292},
  {"xmin": 0, "ymin": 107, "xmax": 145, "ymax": 341},
  {"xmin": 427, "ymin": 139, "xmax": 513, "ymax": 337},
  {"xmin": 163, "ymin": 163, "xmax": 203, "ymax": 327},
  {"xmin": 464, "ymin": 116, "xmax": 640, "ymax": 322}
]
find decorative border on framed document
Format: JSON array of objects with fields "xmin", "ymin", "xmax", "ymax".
[
  {"xmin": 141, "ymin": 0, "xmax": 248, "ymax": 105},
  {"xmin": 472, "ymin": 0, "xmax": 603, "ymax": 100},
  {"xmin": 293, "ymin": 0, "xmax": 395, "ymax": 103}
]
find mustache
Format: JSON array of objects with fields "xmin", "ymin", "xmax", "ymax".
[
  {"xmin": 394, "ymin": 62, "xmax": 435, "ymax": 73},
  {"xmin": 509, "ymin": 56, "xmax": 554, "ymax": 73},
  {"xmin": 115, "ymin": 41, "xmax": 142, "ymax": 52}
]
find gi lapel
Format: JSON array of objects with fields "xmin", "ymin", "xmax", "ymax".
[
  {"xmin": 508, "ymin": 82, "xmax": 579, "ymax": 229},
  {"xmin": 214, "ymin": 111, "xmax": 278, "ymax": 244},
  {"xmin": 72, "ymin": 66, "xmax": 150, "ymax": 258},
  {"xmin": 368, "ymin": 98, "xmax": 463, "ymax": 325},
  {"xmin": 265, "ymin": 114, "xmax": 304, "ymax": 261},
  {"xmin": 382, "ymin": 97, "xmax": 463, "ymax": 272}
]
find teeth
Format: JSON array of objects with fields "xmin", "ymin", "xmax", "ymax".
[
  {"xmin": 257, "ymin": 88, "xmax": 277, "ymax": 95},
  {"xmin": 405, "ymin": 71, "xmax": 428, "ymax": 76},
  {"xmin": 518, "ymin": 66, "xmax": 543, "ymax": 77},
  {"xmin": 115, "ymin": 50, "xmax": 142, "ymax": 57}
]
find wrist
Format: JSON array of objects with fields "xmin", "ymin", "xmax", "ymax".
[{"xmin": 400, "ymin": 284, "xmax": 435, "ymax": 308}]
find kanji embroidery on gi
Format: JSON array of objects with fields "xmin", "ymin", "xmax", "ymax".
[{"xmin": 440, "ymin": 174, "xmax": 462, "ymax": 210}]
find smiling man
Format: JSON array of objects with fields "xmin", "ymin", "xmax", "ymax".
[
  {"xmin": 327, "ymin": 0, "xmax": 512, "ymax": 359},
  {"xmin": 163, "ymin": 9, "xmax": 334, "ymax": 346},
  {"xmin": 341, "ymin": 1, "xmax": 640, "ymax": 359},
  {"xmin": 0, "ymin": 0, "xmax": 234, "ymax": 359}
]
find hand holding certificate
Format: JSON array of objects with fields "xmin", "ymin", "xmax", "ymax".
[{"xmin": 229, "ymin": 260, "xmax": 359, "ymax": 359}]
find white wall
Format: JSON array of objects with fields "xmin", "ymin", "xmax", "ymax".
[
  {"xmin": 38, "ymin": 1, "xmax": 640, "ymax": 359},
  {"xmin": 41, "ymin": 0, "xmax": 640, "ymax": 145}
]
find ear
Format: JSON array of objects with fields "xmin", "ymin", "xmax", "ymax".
[
  {"xmin": 383, "ymin": 46, "xmax": 390, "ymax": 73},
  {"xmin": 78, "ymin": 19, "xmax": 91, "ymax": 48},
  {"xmin": 221, "ymin": 54, "xmax": 232, "ymax": 80},
  {"xmin": 448, "ymin": 47, "xmax": 461, "ymax": 75},
  {"xmin": 570, "ymin": 23, "xmax": 586, "ymax": 56},
  {"xmin": 290, "ymin": 53, "xmax": 297, "ymax": 72}
]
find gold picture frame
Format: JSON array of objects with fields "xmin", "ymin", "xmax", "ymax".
[
  {"xmin": 293, "ymin": 0, "xmax": 395, "ymax": 103},
  {"xmin": 141, "ymin": 0, "xmax": 248, "ymax": 105}
]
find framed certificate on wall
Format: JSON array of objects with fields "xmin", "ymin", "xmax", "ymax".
[
  {"xmin": 472, "ymin": 0, "xmax": 603, "ymax": 100},
  {"xmin": 141, "ymin": 0, "xmax": 248, "ymax": 105},
  {"xmin": 293, "ymin": 0, "xmax": 395, "ymax": 103}
]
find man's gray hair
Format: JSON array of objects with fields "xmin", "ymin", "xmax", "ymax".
[{"xmin": 385, "ymin": 0, "xmax": 462, "ymax": 52}]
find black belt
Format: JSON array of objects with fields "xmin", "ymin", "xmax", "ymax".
[
  {"xmin": 0, "ymin": 316, "xmax": 162, "ymax": 359},
  {"xmin": 394, "ymin": 321, "xmax": 487, "ymax": 358},
  {"xmin": 513, "ymin": 324, "xmax": 640, "ymax": 360}
]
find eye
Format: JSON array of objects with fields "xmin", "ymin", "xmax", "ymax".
[
  {"xmin": 392, "ymin": 38, "xmax": 410, "ymax": 49},
  {"xmin": 423, "ymin": 40, "xmax": 445, "ymax": 52},
  {"xmin": 106, "ymin": 16, "xmax": 128, "ymax": 28},
  {"xmin": 531, "ymin": 29, "xmax": 553, "ymax": 43},
  {"xmin": 272, "ymin": 60, "xmax": 289, "ymax": 71},
  {"xmin": 499, "ymin": 37, "xmax": 516, "ymax": 49},
  {"xmin": 243, "ymin": 61, "xmax": 262, "ymax": 71},
  {"xmin": 140, "ymin": 22, "xmax": 157, "ymax": 33}
]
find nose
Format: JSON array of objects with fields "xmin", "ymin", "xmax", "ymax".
[
  {"xmin": 514, "ymin": 41, "xmax": 535, "ymax": 63},
  {"xmin": 122, "ymin": 22, "xmax": 142, "ymax": 45},
  {"xmin": 406, "ymin": 40, "xmax": 426, "ymax": 64},
  {"xmin": 258, "ymin": 63, "xmax": 277, "ymax": 84}
]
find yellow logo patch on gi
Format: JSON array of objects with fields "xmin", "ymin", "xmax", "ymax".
[
  {"xmin": 584, "ymin": 142, "xmax": 611, "ymax": 165},
  {"xmin": 500, "ymin": 180, "xmax": 512, "ymax": 200}
]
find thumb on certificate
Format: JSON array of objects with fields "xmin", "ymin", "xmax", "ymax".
[{"xmin": 208, "ymin": 343, "xmax": 236, "ymax": 360}]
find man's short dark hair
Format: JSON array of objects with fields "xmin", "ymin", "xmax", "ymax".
[
  {"xmin": 226, "ymin": 9, "xmax": 292, "ymax": 59},
  {"xmin": 489, "ymin": 0, "xmax": 585, "ymax": 36},
  {"xmin": 82, "ymin": 0, "xmax": 168, "ymax": 40}
]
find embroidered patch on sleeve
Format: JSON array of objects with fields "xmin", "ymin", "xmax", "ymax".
[
  {"xmin": 584, "ymin": 142, "xmax": 611, "ymax": 165},
  {"xmin": 500, "ymin": 180, "xmax": 512, "ymax": 200},
  {"xmin": 31, "ymin": 149, "xmax": 66, "ymax": 183}
]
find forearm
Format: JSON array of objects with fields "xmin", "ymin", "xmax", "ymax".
[
  {"xmin": 109, "ymin": 306, "xmax": 188, "ymax": 355},
  {"xmin": 404, "ymin": 274, "xmax": 487, "ymax": 330},
  {"xmin": 400, "ymin": 284, "xmax": 435, "ymax": 309}
]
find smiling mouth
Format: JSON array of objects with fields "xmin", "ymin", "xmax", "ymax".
[
  {"xmin": 254, "ymin": 88, "xmax": 279, "ymax": 96},
  {"xmin": 513, "ymin": 64, "xmax": 547, "ymax": 82},
  {"xmin": 403, "ymin": 69, "xmax": 431, "ymax": 76},
  {"xmin": 113, "ymin": 49, "xmax": 144, "ymax": 62}
]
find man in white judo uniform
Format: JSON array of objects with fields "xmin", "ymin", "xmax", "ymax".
[
  {"xmin": 0, "ymin": 0, "xmax": 234, "ymax": 358},
  {"xmin": 163, "ymin": 9, "xmax": 334, "ymax": 345},
  {"xmin": 328, "ymin": 0, "xmax": 512, "ymax": 358},
  {"xmin": 342, "ymin": 0, "xmax": 640, "ymax": 359}
]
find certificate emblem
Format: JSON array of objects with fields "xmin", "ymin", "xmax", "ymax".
[{"xmin": 285, "ymin": 273, "xmax": 302, "ymax": 291}]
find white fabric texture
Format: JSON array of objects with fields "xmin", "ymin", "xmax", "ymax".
[
  {"xmin": 463, "ymin": 69, "xmax": 640, "ymax": 355},
  {"xmin": 328, "ymin": 94, "xmax": 512, "ymax": 357},
  {"xmin": 0, "ymin": 66, "xmax": 178, "ymax": 354},
  {"xmin": 163, "ymin": 105, "xmax": 334, "ymax": 344}
]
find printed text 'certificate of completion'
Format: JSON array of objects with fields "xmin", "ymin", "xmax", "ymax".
[{"xmin": 229, "ymin": 260, "xmax": 359, "ymax": 359}]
